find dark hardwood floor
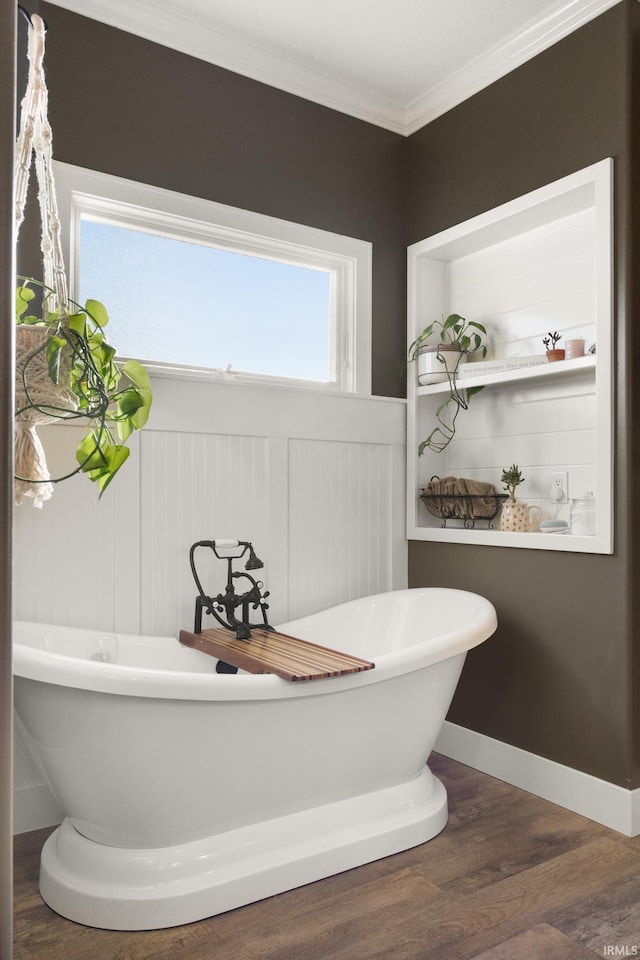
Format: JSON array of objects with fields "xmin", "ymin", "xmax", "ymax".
[{"xmin": 13, "ymin": 753, "xmax": 640, "ymax": 959}]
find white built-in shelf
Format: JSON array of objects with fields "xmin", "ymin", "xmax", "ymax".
[
  {"xmin": 417, "ymin": 354, "xmax": 595, "ymax": 397},
  {"xmin": 405, "ymin": 524, "xmax": 602, "ymax": 553},
  {"xmin": 406, "ymin": 158, "xmax": 613, "ymax": 554}
]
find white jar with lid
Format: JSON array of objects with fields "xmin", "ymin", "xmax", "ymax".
[{"xmin": 570, "ymin": 492, "xmax": 596, "ymax": 536}]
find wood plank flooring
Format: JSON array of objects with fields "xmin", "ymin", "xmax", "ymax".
[{"xmin": 13, "ymin": 753, "xmax": 640, "ymax": 960}]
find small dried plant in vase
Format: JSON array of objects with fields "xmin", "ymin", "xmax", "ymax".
[{"xmin": 543, "ymin": 331, "xmax": 565, "ymax": 362}]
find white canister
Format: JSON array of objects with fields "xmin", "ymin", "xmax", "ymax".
[
  {"xmin": 570, "ymin": 492, "xmax": 596, "ymax": 536},
  {"xmin": 565, "ymin": 339, "xmax": 586, "ymax": 360}
]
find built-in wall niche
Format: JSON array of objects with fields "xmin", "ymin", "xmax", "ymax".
[{"xmin": 406, "ymin": 158, "xmax": 613, "ymax": 554}]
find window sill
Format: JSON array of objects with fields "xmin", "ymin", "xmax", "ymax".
[{"xmin": 141, "ymin": 357, "xmax": 377, "ymax": 398}]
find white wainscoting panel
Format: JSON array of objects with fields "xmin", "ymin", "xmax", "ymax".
[
  {"xmin": 140, "ymin": 430, "xmax": 276, "ymax": 637},
  {"xmin": 288, "ymin": 439, "xmax": 405, "ymax": 620},
  {"xmin": 12, "ymin": 380, "xmax": 407, "ymax": 832},
  {"xmin": 12, "ymin": 425, "xmax": 141, "ymax": 633}
]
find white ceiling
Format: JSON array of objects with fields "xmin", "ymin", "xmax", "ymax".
[{"xmin": 49, "ymin": 0, "xmax": 621, "ymax": 135}]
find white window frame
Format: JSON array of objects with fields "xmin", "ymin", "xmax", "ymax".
[{"xmin": 54, "ymin": 161, "xmax": 372, "ymax": 394}]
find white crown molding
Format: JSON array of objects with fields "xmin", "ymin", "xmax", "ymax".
[
  {"xmin": 46, "ymin": 0, "xmax": 409, "ymax": 133},
  {"xmin": 48, "ymin": 0, "xmax": 623, "ymax": 136},
  {"xmin": 404, "ymin": 0, "xmax": 624, "ymax": 134}
]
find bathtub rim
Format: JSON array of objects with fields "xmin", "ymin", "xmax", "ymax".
[{"xmin": 13, "ymin": 587, "xmax": 497, "ymax": 701}]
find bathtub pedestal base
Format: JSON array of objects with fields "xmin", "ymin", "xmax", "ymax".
[{"xmin": 39, "ymin": 768, "xmax": 447, "ymax": 930}]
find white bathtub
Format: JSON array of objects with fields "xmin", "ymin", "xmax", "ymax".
[{"xmin": 13, "ymin": 587, "xmax": 497, "ymax": 930}]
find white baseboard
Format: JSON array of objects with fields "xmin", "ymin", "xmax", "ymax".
[
  {"xmin": 435, "ymin": 720, "xmax": 640, "ymax": 837},
  {"xmin": 13, "ymin": 784, "xmax": 63, "ymax": 835}
]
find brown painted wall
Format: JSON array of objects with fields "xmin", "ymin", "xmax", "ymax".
[
  {"xmin": 38, "ymin": 3, "xmax": 407, "ymax": 399},
  {"xmin": 407, "ymin": 2, "xmax": 637, "ymax": 788}
]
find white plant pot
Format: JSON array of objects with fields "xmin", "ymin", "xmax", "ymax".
[{"xmin": 417, "ymin": 345, "xmax": 467, "ymax": 385}]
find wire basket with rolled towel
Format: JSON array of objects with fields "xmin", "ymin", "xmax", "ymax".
[{"xmin": 420, "ymin": 476, "xmax": 508, "ymax": 528}]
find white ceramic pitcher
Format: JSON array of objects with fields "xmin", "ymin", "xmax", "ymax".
[{"xmin": 499, "ymin": 501, "xmax": 541, "ymax": 533}]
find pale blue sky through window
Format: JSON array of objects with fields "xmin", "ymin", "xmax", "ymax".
[{"xmin": 78, "ymin": 219, "xmax": 332, "ymax": 380}]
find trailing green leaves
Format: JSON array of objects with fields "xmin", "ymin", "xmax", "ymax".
[
  {"xmin": 45, "ymin": 334, "xmax": 66, "ymax": 385},
  {"xmin": 408, "ymin": 314, "xmax": 488, "ymax": 362},
  {"xmin": 15, "ymin": 277, "xmax": 152, "ymax": 496},
  {"xmin": 15, "ymin": 284, "xmax": 35, "ymax": 320},
  {"xmin": 408, "ymin": 313, "xmax": 489, "ymax": 455}
]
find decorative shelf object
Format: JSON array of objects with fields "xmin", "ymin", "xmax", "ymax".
[
  {"xmin": 419, "ymin": 492, "xmax": 508, "ymax": 528},
  {"xmin": 417, "ymin": 354, "xmax": 595, "ymax": 397}
]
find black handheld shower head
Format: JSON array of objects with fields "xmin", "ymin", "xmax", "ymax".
[{"xmin": 245, "ymin": 545, "xmax": 264, "ymax": 570}]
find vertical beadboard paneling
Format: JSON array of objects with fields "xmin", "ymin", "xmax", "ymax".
[
  {"xmin": 140, "ymin": 431, "xmax": 272, "ymax": 638},
  {"xmin": 12, "ymin": 423, "xmax": 139, "ymax": 631},
  {"xmin": 288, "ymin": 439, "xmax": 401, "ymax": 620},
  {"xmin": 389, "ymin": 443, "xmax": 407, "ymax": 587},
  {"xmin": 14, "ymin": 394, "xmax": 406, "ymax": 632},
  {"xmin": 266, "ymin": 437, "xmax": 290, "ymax": 624},
  {"xmin": 112, "ymin": 432, "xmax": 142, "ymax": 633}
]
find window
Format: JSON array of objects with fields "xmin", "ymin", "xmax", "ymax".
[{"xmin": 54, "ymin": 162, "xmax": 372, "ymax": 393}]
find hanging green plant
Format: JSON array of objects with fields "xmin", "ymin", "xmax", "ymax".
[
  {"xmin": 13, "ymin": 13, "xmax": 152, "ymax": 506},
  {"xmin": 15, "ymin": 277, "xmax": 152, "ymax": 497},
  {"xmin": 408, "ymin": 313, "xmax": 488, "ymax": 454}
]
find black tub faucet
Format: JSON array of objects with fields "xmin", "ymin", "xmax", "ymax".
[{"xmin": 189, "ymin": 539, "xmax": 272, "ymax": 640}]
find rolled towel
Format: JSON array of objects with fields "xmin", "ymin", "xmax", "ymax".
[
  {"xmin": 451, "ymin": 478, "xmax": 468, "ymax": 516},
  {"xmin": 420, "ymin": 476, "xmax": 458, "ymax": 518},
  {"xmin": 437, "ymin": 477, "xmax": 456, "ymax": 515},
  {"xmin": 464, "ymin": 479, "xmax": 496, "ymax": 496},
  {"xmin": 464, "ymin": 478, "xmax": 498, "ymax": 518},
  {"xmin": 421, "ymin": 476, "xmax": 457, "ymax": 496}
]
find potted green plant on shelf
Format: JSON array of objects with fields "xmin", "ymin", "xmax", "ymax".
[
  {"xmin": 15, "ymin": 277, "xmax": 152, "ymax": 504},
  {"xmin": 500, "ymin": 463, "xmax": 524, "ymax": 501},
  {"xmin": 408, "ymin": 313, "xmax": 488, "ymax": 454},
  {"xmin": 498, "ymin": 463, "xmax": 541, "ymax": 532}
]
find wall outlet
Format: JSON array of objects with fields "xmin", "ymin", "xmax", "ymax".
[{"xmin": 551, "ymin": 471, "xmax": 568, "ymax": 503}]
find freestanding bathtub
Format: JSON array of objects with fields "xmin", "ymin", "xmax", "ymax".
[{"xmin": 13, "ymin": 587, "xmax": 497, "ymax": 930}]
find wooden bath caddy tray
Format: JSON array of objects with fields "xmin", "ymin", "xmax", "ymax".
[{"xmin": 179, "ymin": 627, "xmax": 375, "ymax": 682}]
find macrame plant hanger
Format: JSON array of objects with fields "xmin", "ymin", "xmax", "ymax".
[{"xmin": 14, "ymin": 12, "xmax": 77, "ymax": 508}]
